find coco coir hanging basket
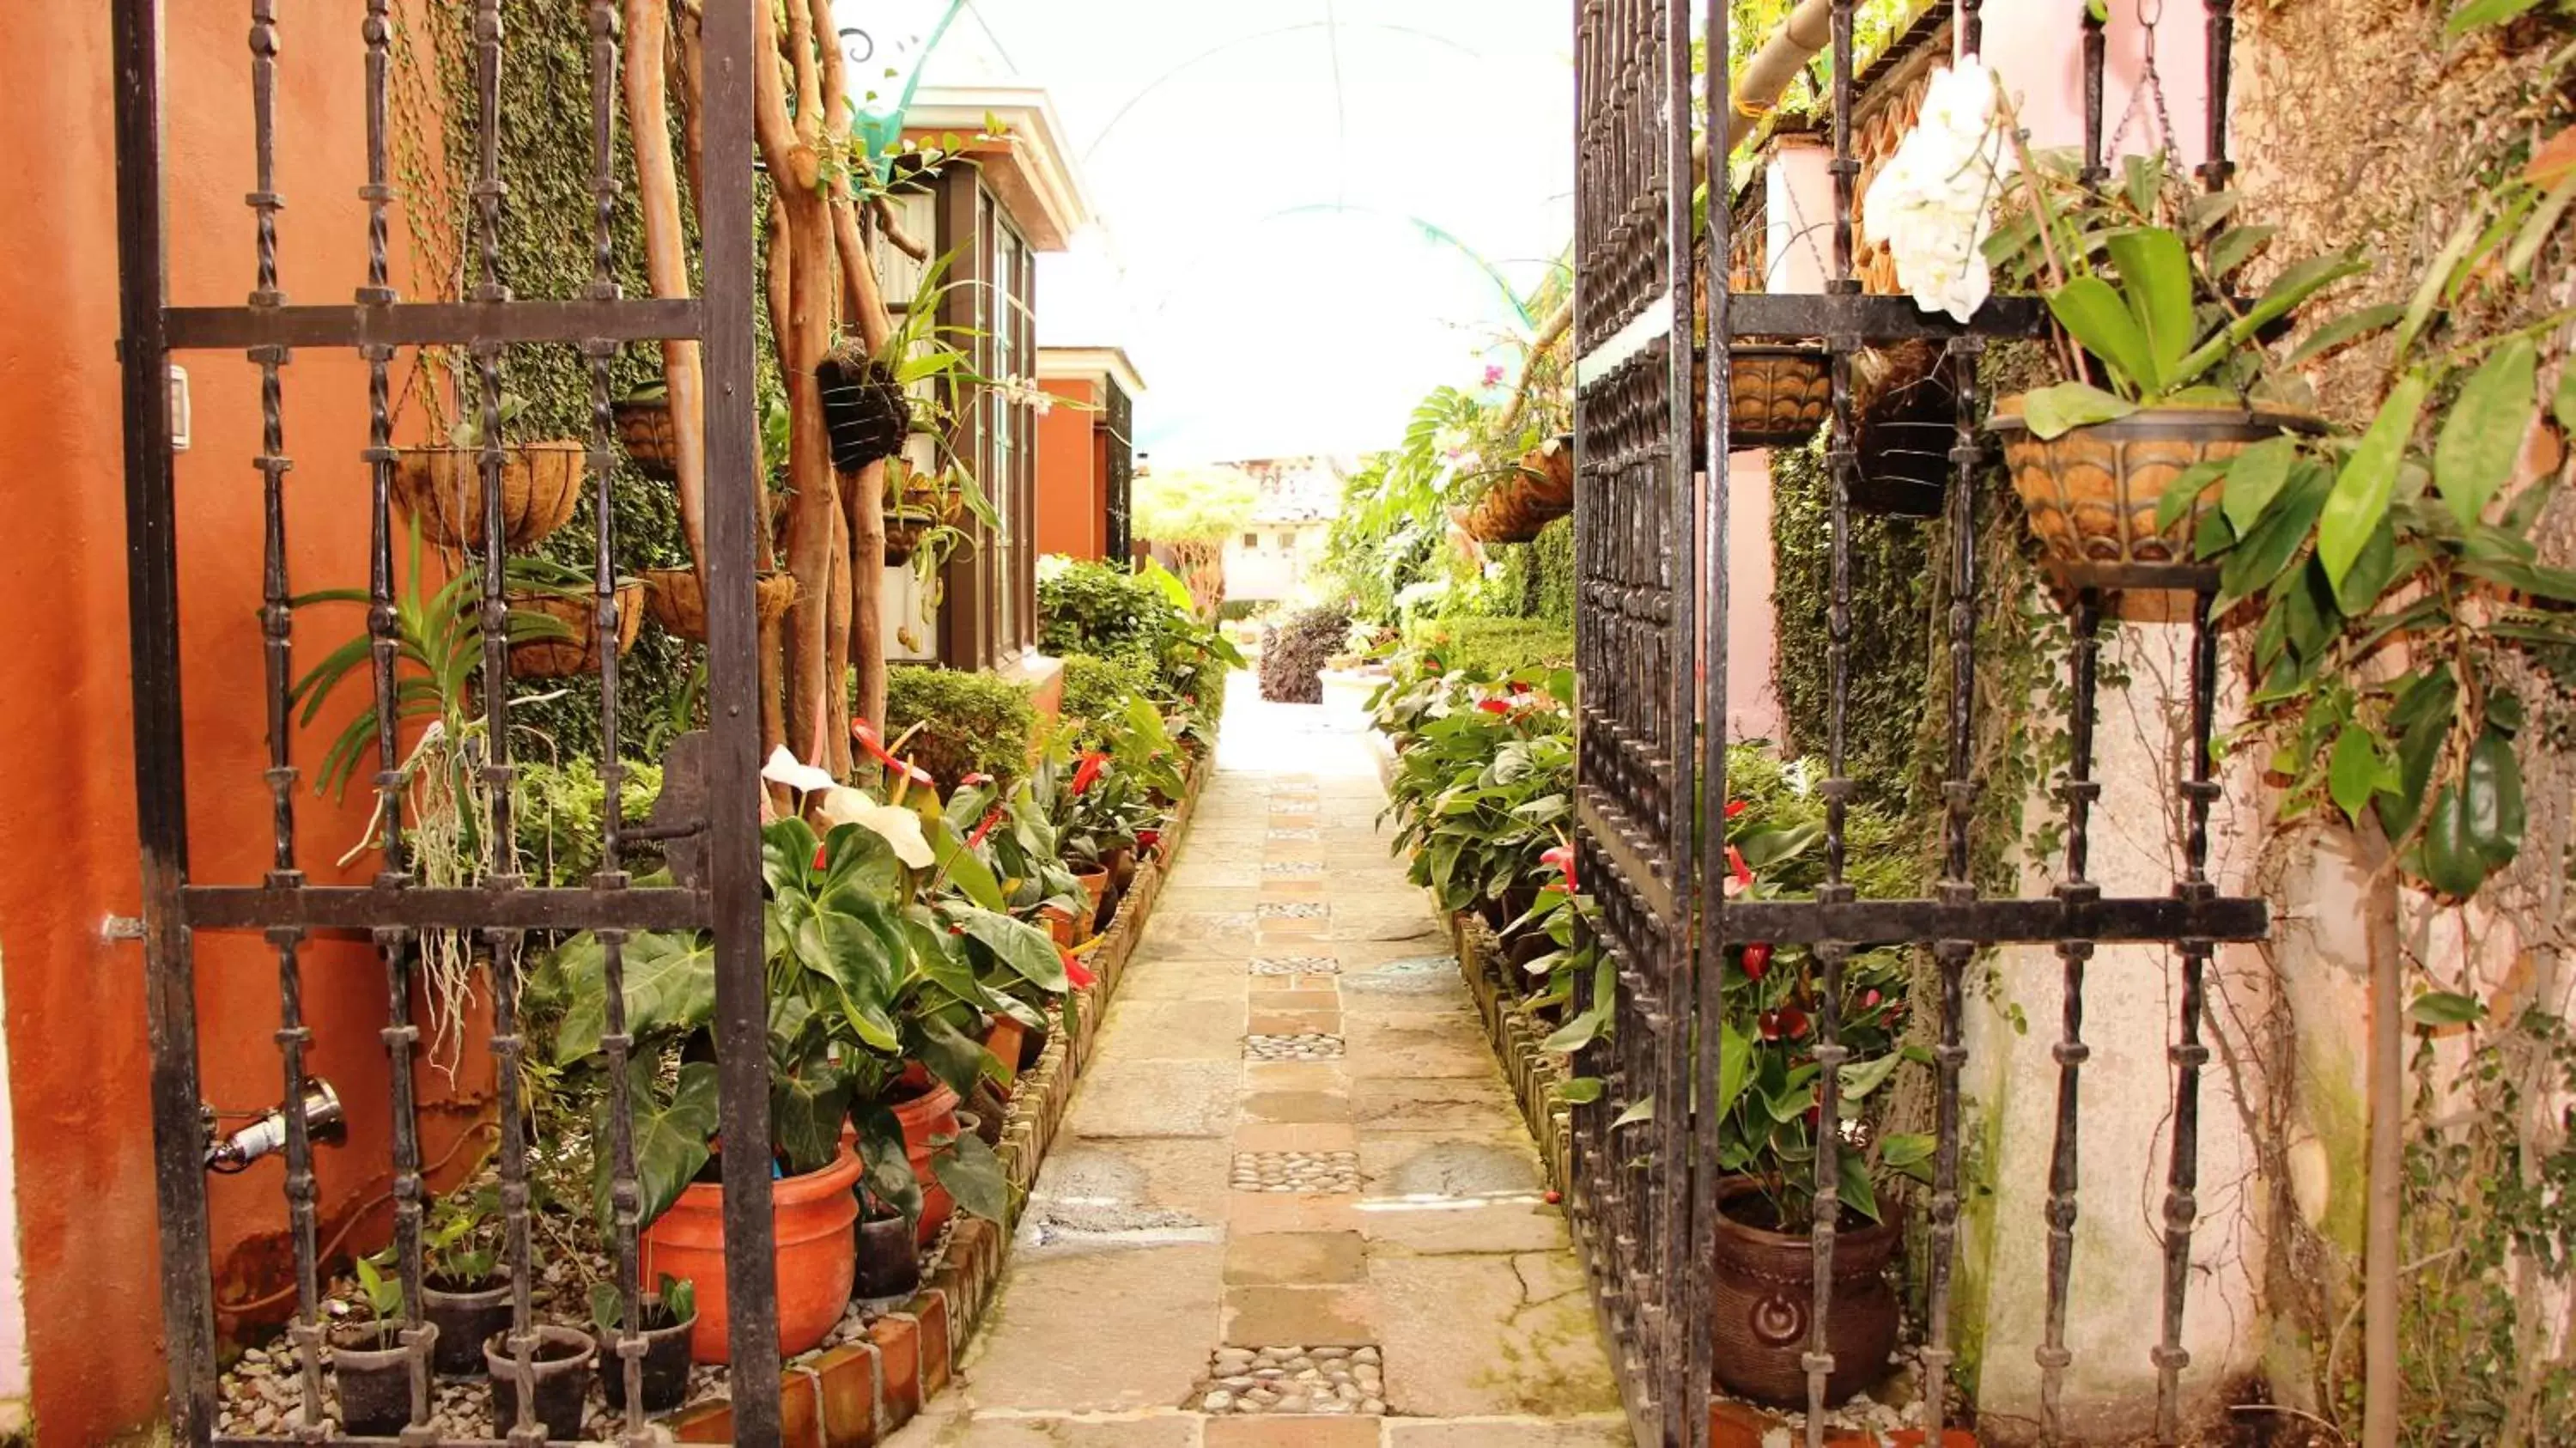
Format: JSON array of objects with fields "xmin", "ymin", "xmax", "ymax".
[
  {"xmin": 1990, "ymin": 396, "xmax": 2322, "ymax": 567},
  {"xmin": 392, "ymin": 442, "xmax": 584, "ymax": 552}
]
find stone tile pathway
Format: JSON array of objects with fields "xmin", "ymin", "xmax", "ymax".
[{"xmin": 890, "ymin": 679, "xmax": 1625, "ymax": 1448}]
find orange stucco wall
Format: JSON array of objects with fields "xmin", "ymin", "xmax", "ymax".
[
  {"xmin": 0, "ymin": 9, "xmax": 489, "ymax": 1440},
  {"xmin": 1035, "ymin": 377, "xmax": 1105, "ymax": 560}
]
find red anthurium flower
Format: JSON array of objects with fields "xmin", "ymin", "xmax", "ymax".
[
  {"xmin": 850, "ymin": 718, "xmax": 920, "ymax": 779},
  {"xmin": 1741, "ymin": 941, "xmax": 1772, "ymax": 979},
  {"xmin": 1476, "ymin": 697, "xmax": 1513, "ymax": 715},
  {"xmin": 960, "ymin": 772, "xmax": 993, "ymax": 788},
  {"xmin": 1540, "ymin": 843, "xmax": 1578, "ymax": 892},
  {"xmin": 1422, "ymin": 657, "xmax": 1443, "ymax": 674},
  {"xmin": 1060, "ymin": 946, "xmax": 1097, "ymax": 990},
  {"xmin": 1778, "ymin": 1005, "xmax": 1811, "ymax": 1040},
  {"xmin": 812, "ymin": 843, "xmax": 830, "ymax": 870},
  {"xmin": 967, "ymin": 806, "xmax": 1006, "ymax": 848},
  {"xmin": 1862, "ymin": 989, "xmax": 1881, "ymax": 1009},
  {"xmin": 1139, "ymin": 828, "xmax": 1161, "ymax": 852},
  {"xmin": 1724, "ymin": 845, "xmax": 1753, "ymax": 896},
  {"xmin": 1759, "ymin": 1009, "xmax": 1782, "ymax": 1042},
  {"xmin": 1072, "ymin": 751, "xmax": 1111, "ymax": 795},
  {"xmin": 1725, "ymin": 800, "xmax": 1748, "ymax": 818}
]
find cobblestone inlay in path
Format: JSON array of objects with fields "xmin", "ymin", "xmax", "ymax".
[
  {"xmin": 1231, "ymin": 1150, "xmax": 1364, "ymax": 1194},
  {"xmin": 1261, "ymin": 859, "xmax": 1324, "ymax": 875},
  {"xmin": 1195, "ymin": 1344, "xmax": 1387, "ymax": 1416},
  {"xmin": 1245, "ymin": 1032, "xmax": 1346, "ymax": 1061},
  {"xmin": 1248, "ymin": 955, "xmax": 1340, "ymax": 976},
  {"xmin": 1257, "ymin": 900, "xmax": 1328, "ymax": 919}
]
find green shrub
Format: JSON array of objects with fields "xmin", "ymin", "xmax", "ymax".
[
  {"xmin": 1038, "ymin": 560, "xmax": 1170, "ymax": 659},
  {"xmin": 884, "ymin": 665, "xmax": 1038, "ymax": 788},
  {"xmin": 1260, "ymin": 603, "xmax": 1351, "ymax": 703},
  {"xmin": 1056, "ymin": 652, "xmax": 1157, "ymax": 748},
  {"xmin": 1216, "ymin": 598, "xmax": 1267, "ymax": 623},
  {"xmin": 1531, "ymin": 516, "xmax": 1575, "ymax": 628},
  {"xmin": 515, "ymin": 757, "xmax": 666, "ymax": 888},
  {"xmin": 1408, "ymin": 616, "xmax": 1575, "ymax": 676}
]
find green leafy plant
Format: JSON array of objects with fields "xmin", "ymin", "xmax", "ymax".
[
  {"xmin": 589, "ymin": 1273, "xmax": 694, "ymax": 1335},
  {"xmin": 348, "ymin": 1250, "xmax": 406, "ymax": 1326},
  {"xmin": 1055, "ymin": 652, "xmax": 1157, "ymax": 749},
  {"xmin": 882, "ymin": 665, "xmax": 1039, "ymax": 788},
  {"xmin": 422, "ymin": 1188, "xmax": 500, "ymax": 1287},
  {"xmin": 444, "ymin": 390, "xmax": 532, "ymax": 449}
]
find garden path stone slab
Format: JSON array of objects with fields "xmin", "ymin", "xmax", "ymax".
[{"xmin": 1368, "ymin": 1252, "xmax": 1619, "ymax": 1419}]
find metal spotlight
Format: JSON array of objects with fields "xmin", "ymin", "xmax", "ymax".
[{"xmin": 204, "ymin": 1079, "xmax": 344, "ymax": 1174}]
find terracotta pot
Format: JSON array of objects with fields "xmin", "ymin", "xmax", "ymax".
[
  {"xmin": 482, "ymin": 1324, "xmax": 595, "ymax": 1441},
  {"xmin": 596, "ymin": 1302, "xmax": 696, "ymax": 1415},
  {"xmin": 854, "ymin": 1213, "xmax": 921, "ymax": 1299},
  {"xmin": 641, "ymin": 568, "xmax": 800, "ymax": 644},
  {"xmin": 1073, "ymin": 868, "xmax": 1111, "ymax": 938},
  {"xmin": 641, "ymin": 1146, "xmax": 865, "ymax": 1364},
  {"xmin": 506, "ymin": 581, "xmax": 646, "ymax": 678},
  {"xmin": 893, "ymin": 1080, "xmax": 963, "ymax": 1248},
  {"xmin": 983, "ymin": 1014, "xmax": 1030, "ymax": 1091},
  {"xmin": 392, "ymin": 442, "xmax": 584, "ymax": 551},
  {"xmin": 422, "ymin": 1274, "xmax": 511, "ymax": 1378},
  {"xmin": 330, "ymin": 1321, "xmax": 421, "ymax": 1439},
  {"xmin": 1991, "ymin": 397, "xmax": 2321, "ymax": 567},
  {"xmin": 1040, "ymin": 905, "xmax": 1079, "ymax": 949},
  {"xmin": 1708, "ymin": 1177, "xmax": 1899, "ymax": 1408},
  {"xmin": 614, "ymin": 398, "xmax": 681, "ymax": 481}
]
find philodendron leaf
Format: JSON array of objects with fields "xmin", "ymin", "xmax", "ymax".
[
  {"xmin": 1838, "ymin": 1052, "xmax": 1903, "ymax": 1101},
  {"xmin": 2157, "ymin": 459, "xmax": 2229, "ymax": 533},
  {"xmin": 1838, "ymin": 1150, "xmax": 1882, "ymax": 1225},
  {"xmin": 550, "ymin": 931, "xmax": 717, "ymax": 1067},
  {"xmin": 2319, "ymin": 373, "xmax": 2429, "ymax": 588},
  {"xmin": 931, "ymin": 1133, "xmax": 1011, "ymax": 1224},
  {"xmin": 851, "ymin": 1102, "xmax": 923, "ymax": 1225},
  {"xmin": 1557, "ymin": 1077, "xmax": 1606, "ymax": 1105},
  {"xmin": 2019, "ymin": 382, "xmax": 2139, "ymax": 440},
  {"xmin": 2445, "ymin": 0, "xmax": 2542, "ymax": 36},
  {"xmin": 1612, "ymin": 1096, "xmax": 1656, "ymax": 1129},
  {"xmin": 602, "ymin": 1059, "xmax": 720, "ymax": 1237},
  {"xmin": 1716, "ymin": 1020, "xmax": 1752, "ymax": 1123},
  {"xmin": 957, "ymin": 908, "xmax": 1068, "ymax": 993},
  {"xmin": 2435, "ymin": 337, "xmax": 2537, "ymax": 530},
  {"xmin": 2046, "ymin": 278, "xmax": 2161, "ymax": 395}
]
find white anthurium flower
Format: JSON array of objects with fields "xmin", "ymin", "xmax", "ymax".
[
  {"xmin": 816, "ymin": 786, "xmax": 937, "ymax": 869},
  {"xmin": 761, "ymin": 745, "xmax": 838, "ymax": 796},
  {"xmin": 1861, "ymin": 57, "xmax": 2014, "ymax": 324}
]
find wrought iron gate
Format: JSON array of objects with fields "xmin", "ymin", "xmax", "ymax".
[
  {"xmin": 112, "ymin": 2, "xmax": 777, "ymax": 1442},
  {"xmin": 1568, "ymin": 3, "xmax": 2266, "ymax": 1446}
]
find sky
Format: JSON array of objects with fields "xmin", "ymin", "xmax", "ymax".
[{"xmin": 849, "ymin": 0, "xmax": 1577, "ymax": 465}]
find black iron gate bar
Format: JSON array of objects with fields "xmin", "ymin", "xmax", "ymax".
[
  {"xmin": 112, "ymin": 1, "xmax": 775, "ymax": 1444},
  {"xmin": 1566, "ymin": 3, "xmax": 2274, "ymax": 1447}
]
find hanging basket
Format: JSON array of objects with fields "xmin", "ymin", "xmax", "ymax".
[
  {"xmin": 814, "ymin": 350, "xmax": 911, "ymax": 472},
  {"xmin": 615, "ymin": 399, "xmax": 681, "ymax": 481},
  {"xmin": 881, "ymin": 473, "xmax": 965, "ymax": 564},
  {"xmin": 392, "ymin": 443, "xmax": 584, "ymax": 552},
  {"xmin": 1455, "ymin": 450, "xmax": 1574, "ymax": 544},
  {"xmin": 1991, "ymin": 396, "xmax": 2321, "ymax": 567},
  {"xmin": 641, "ymin": 569, "xmax": 799, "ymax": 643},
  {"xmin": 1850, "ymin": 339, "xmax": 1953, "ymax": 518},
  {"xmin": 1693, "ymin": 344, "xmax": 1833, "ymax": 451},
  {"xmin": 507, "ymin": 581, "xmax": 645, "ymax": 678}
]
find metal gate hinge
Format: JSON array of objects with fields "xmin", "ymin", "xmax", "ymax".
[{"xmin": 101, "ymin": 915, "xmax": 147, "ymax": 942}]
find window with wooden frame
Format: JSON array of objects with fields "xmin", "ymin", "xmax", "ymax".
[{"xmin": 935, "ymin": 167, "xmax": 1039, "ymax": 670}]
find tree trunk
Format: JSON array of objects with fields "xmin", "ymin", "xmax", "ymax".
[
  {"xmin": 843, "ymin": 458, "xmax": 890, "ymax": 731},
  {"xmin": 623, "ymin": 0, "xmax": 709, "ymax": 581},
  {"xmin": 808, "ymin": 0, "xmax": 890, "ymax": 727}
]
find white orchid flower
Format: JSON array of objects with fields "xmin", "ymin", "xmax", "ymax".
[
  {"xmin": 761, "ymin": 745, "xmax": 839, "ymax": 796},
  {"xmin": 816, "ymin": 786, "xmax": 937, "ymax": 869},
  {"xmin": 1860, "ymin": 57, "xmax": 2013, "ymax": 324}
]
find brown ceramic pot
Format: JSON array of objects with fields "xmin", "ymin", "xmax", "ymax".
[
  {"xmin": 1990, "ymin": 397, "xmax": 2319, "ymax": 567},
  {"xmin": 1708, "ymin": 1176, "xmax": 1899, "ymax": 1408}
]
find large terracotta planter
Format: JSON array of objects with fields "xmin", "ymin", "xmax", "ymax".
[
  {"xmin": 983, "ymin": 1014, "xmax": 1030, "ymax": 1091},
  {"xmin": 1708, "ymin": 1176, "xmax": 1899, "ymax": 1408},
  {"xmin": 893, "ymin": 1080, "xmax": 963, "ymax": 1248},
  {"xmin": 641, "ymin": 1146, "xmax": 865, "ymax": 1364},
  {"xmin": 1992, "ymin": 397, "xmax": 2320, "ymax": 567},
  {"xmin": 392, "ymin": 442, "xmax": 584, "ymax": 552}
]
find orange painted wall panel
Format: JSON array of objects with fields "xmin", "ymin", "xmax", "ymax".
[
  {"xmin": 0, "ymin": 8, "xmax": 491, "ymax": 1439},
  {"xmin": 1034, "ymin": 377, "xmax": 1103, "ymax": 561}
]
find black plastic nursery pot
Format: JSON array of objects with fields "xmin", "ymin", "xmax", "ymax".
[
  {"xmin": 422, "ymin": 1273, "xmax": 512, "ymax": 1378},
  {"xmin": 815, "ymin": 350, "xmax": 912, "ymax": 472},
  {"xmin": 330, "ymin": 1321, "xmax": 423, "ymax": 1439},
  {"xmin": 597, "ymin": 1303, "xmax": 696, "ymax": 1415},
  {"xmin": 854, "ymin": 1211, "xmax": 923, "ymax": 1300},
  {"xmin": 483, "ymin": 1324, "xmax": 597, "ymax": 1441}
]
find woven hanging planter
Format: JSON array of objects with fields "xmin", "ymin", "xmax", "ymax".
[
  {"xmin": 1990, "ymin": 396, "xmax": 2321, "ymax": 566},
  {"xmin": 392, "ymin": 442, "xmax": 584, "ymax": 552},
  {"xmin": 1695, "ymin": 344, "xmax": 1833, "ymax": 450},
  {"xmin": 507, "ymin": 581, "xmax": 646, "ymax": 678},
  {"xmin": 815, "ymin": 349, "xmax": 911, "ymax": 472},
  {"xmin": 641, "ymin": 569, "xmax": 799, "ymax": 643},
  {"xmin": 614, "ymin": 399, "xmax": 681, "ymax": 481},
  {"xmin": 1455, "ymin": 447, "xmax": 1574, "ymax": 545}
]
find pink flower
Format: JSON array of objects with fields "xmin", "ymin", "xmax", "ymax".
[
  {"xmin": 1483, "ymin": 364, "xmax": 1506, "ymax": 388},
  {"xmin": 1723, "ymin": 845, "xmax": 1753, "ymax": 897},
  {"xmin": 961, "ymin": 772, "xmax": 993, "ymax": 788},
  {"xmin": 1540, "ymin": 843, "xmax": 1577, "ymax": 891}
]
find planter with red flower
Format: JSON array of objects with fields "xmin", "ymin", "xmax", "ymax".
[{"xmin": 1379, "ymin": 657, "xmax": 1576, "ymax": 936}]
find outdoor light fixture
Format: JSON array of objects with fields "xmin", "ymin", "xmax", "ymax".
[{"xmin": 204, "ymin": 1079, "xmax": 344, "ymax": 1174}]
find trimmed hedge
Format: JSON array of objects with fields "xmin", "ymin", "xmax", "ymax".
[
  {"xmin": 1259, "ymin": 603, "xmax": 1351, "ymax": 703},
  {"xmin": 884, "ymin": 665, "xmax": 1039, "ymax": 787},
  {"xmin": 1409, "ymin": 616, "xmax": 1576, "ymax": 677},
  {"xmin": 1056, "ymin": 652, "xmax": 1157, "ymax": 748}
]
